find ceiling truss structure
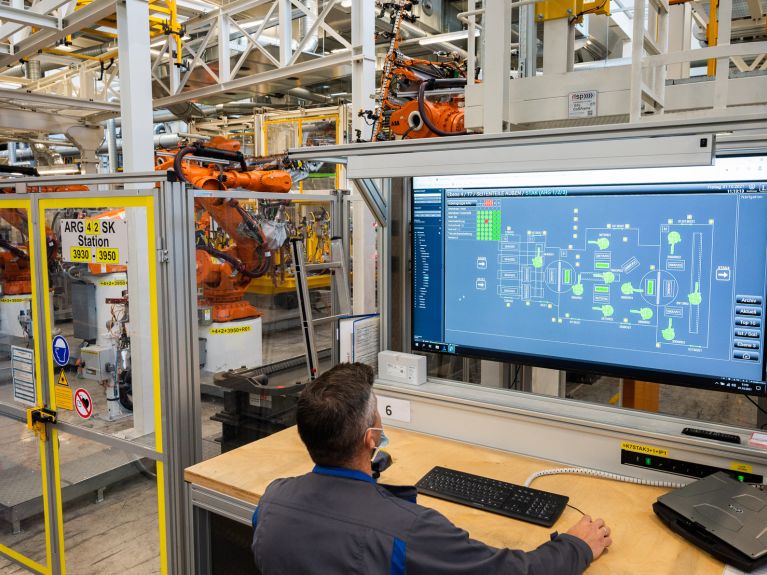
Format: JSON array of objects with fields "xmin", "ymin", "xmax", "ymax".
[
  {"xmin": 0, "ymin": 0, "xmax": 116, "ymax": 63},
  {"xmin": 152, "ymin": 0, "xmax": 355, "ymax": 109}
]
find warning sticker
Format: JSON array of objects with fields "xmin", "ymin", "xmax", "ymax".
[
  {"xmin": 60, "ymin": 218, "xmax": 129, "ymax": 265},
  {"xmin": 620, "ymin": 441, "xmax": 668, "ymax": 458},
  {"xmin": 55, "ymin": 369, "xmax": 73, "ymax": 411},
  {"xmin": 730, "ymin": 462, "xmax": 753, "ymax": 474},
  {"xmin": 209, "ymin": 326, "xmax": 252, "ymax": 335}
]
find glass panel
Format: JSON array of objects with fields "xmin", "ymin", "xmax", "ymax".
[
  {"xmin": 264, "ymin": 121, "xmax": 300, "ymax": 192},
  {"xmin": 197, "ymin": 194, "xmax": 335, "ymax": 458},
  {"xmin": 0, "ymin": 417, "xmax": 48, "ymax": 569},
  {"xmin": 0, "ymin": 201, "xmax": 49, "ymax": 571},
  {"xmin": 300, "ymin": 118, "xmax": 339, "ymax": 191},
  {"xmin": 422, "ymin": 352, "xmax": 764, "ymax": 429},
  {"xmin": 265, "ymin": 121, "xmax": 298, "ymax": 156},
  {"xmin": 57, "ymin": 431, "xmax": 161, "ymax": 575},
  {"xmin": 42, "ymin": 201, "xmax": 159, "ymax": 450}
]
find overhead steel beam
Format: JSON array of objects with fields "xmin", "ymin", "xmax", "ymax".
[
  {"xmin": 288, "ymin": 113, "xmax": 767, "ymax": 160},
  {"xmin": 0, "ymin": 87, "xmax": 120, "ymax": 112},
  {"xmin": 153, "ymin": 50, "xmax": 353, "ymax": 108},
  {"xmin": 0, "ymin": 0, "xmax": 116, "ymax": 67},
  {"xmin": 0, "ymin": 106, "xmax": 86, "ymax": 132},
  {"xmin": 0, "ymin": 5, "xmax": 60, "ymax": 29},
  {"xmin": 183, "ymin": 0, "xmax": 273, "ymax": 32},
  {"xmin": 117, "ymin": 0, "xmax": 154, "ymax": 171},
  {"xmin": 0, "ymin": 0, "xmax": 70, "ymax": 43}
]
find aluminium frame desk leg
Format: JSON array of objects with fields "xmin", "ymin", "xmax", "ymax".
[{"xmin": 189, "ymin": 490, "xmax": 212, "ymax": 575}]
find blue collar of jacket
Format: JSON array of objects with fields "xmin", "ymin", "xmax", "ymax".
[
  {"xmin": 312, "ymin": 465, "xmax": 418, "ymax": 503},
  {"xmin": 313, "ymin": 465, "xmax": 376, "ymax": 484}
]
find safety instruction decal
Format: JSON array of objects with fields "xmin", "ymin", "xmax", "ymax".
[
  {"xmin": 11, "ymin": 346, "xmax": 35, "ymax": 407},
  {"xmin": 52, "ymin": 335, "xmax": 70, "ymax": 367},
  {"xmin": 55, "ymin": 368, "xmax": 73, "ymax": 411},
  {"xmin": 74, "ymin": 388, "xmax": 93, "ymax": 420},
  {"xmin": 620, "ymin": 441, "xmax": 668, "ymax": 458},
  {"xmin": 60, "ymin": 218, "xmax": 129, "ymax": 265}
]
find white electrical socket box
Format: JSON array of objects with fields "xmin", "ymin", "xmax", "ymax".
[{"xmin": 377, "ymin": 351, "xmax": 427, "ymax": 386}]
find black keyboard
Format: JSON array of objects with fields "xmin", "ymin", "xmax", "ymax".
[{"xmin": 415, "ymin": 466, "xmax": 569, "ymax": 528}]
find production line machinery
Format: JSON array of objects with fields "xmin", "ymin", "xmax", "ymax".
[
  {"xmin": 360, "ymin": 0, "xmax": 468, "ymax": 142},
  {"xmin": 0, "ymin": 137, "xmax": 334, "ymax": 425}
]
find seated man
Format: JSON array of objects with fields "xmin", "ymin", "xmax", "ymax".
[{"xmin": 252, "ymin": 362, "xmax": 612, "ymax": 574}]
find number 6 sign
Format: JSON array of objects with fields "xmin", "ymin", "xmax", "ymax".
[{"xmin": 377, "ymin": 396, "xmax": 411, "ymax": 423}]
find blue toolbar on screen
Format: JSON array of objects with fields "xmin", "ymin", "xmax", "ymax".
[{"xmin": 412, "ymin": 161, "xmax": 767, "ymax": 395}]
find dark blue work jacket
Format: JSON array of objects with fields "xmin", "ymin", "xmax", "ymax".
[{"xmin": 251, "ymin": 466, "xmax": 592, "ymax": 575}]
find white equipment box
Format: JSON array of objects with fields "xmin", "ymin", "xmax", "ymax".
[
  {"xmin": 79, "ymin": 345, "xmax": 113, "ymax": 381},
  {"xmin": 377, "ymin": 351, "xmax": 427, "ymax": 386}
]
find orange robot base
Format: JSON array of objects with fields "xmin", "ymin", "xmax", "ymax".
[{"xmin": 389, "ymin": 98, "xmax": 465, "ymax": 139}]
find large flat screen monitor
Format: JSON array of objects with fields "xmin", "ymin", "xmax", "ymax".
[{"xmin": 412, "ymin": 157, "xmax": 767, "ymax": 396}]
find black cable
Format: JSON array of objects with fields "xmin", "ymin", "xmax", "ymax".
[
  {"xmin": 511, "ymin": 364, "xmax": 522, "ymax": 390},
  {"xmin": 744, "ymin": 394, "xmax": 767, "ymax": 418},
  {"xmin": 417, "ymin": 78, "xmax": 468, "ymax": 137},
  {"xmin": 567, "ymin": 503, "xmax": 586, "ymax": 516},
  {"xmin": 0, "ymin": 239, "xmax": 28, "ymax": 259}
]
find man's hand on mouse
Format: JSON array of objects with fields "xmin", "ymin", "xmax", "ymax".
[{"xmin": 565, "ymin": 515, "xmax": 613, "ymax": 560}]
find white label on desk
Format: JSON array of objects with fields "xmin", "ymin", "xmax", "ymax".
[{"xmin": 377, "ymin": 395, "xmax": 411, "ymax": 423}]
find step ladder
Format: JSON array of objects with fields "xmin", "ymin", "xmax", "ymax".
[
  {"xmin": 630, "ymin": 0, "xmax": 670, "ymax": 121},
  {"xmin": 291, "ymin": 236, "xmax": 351, "ymax": 380}
]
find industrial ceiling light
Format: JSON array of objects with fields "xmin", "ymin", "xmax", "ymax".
[
  {"xmin": 418, "ymin": 29, "xmax": 480, "ymax": 46},
  {"xmin": 340, "ymin": 0, "xmax": 352, "ymax": 7},
  {"xmin": 37, "ymin": 166, "xmax": 81, "ymax": 175}
]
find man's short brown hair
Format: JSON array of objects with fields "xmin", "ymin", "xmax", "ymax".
[{"xmin": 296, "ymin": 362, "xmax": 376, "ymax": 467}]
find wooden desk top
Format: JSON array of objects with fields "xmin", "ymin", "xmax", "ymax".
[{"xmin": 185, "ymin": 426, "xmax": 724, "ymax": 575}]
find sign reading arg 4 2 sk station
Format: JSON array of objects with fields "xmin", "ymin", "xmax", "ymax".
[{"xmin": 60, "ymin": 218, "xmax": 130, "ymax": 266}]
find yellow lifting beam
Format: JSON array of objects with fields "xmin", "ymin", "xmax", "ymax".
[
  {"xmin": 707, "ymin": 0, "xmax": 718, "ymax": 75},
  {"xmin": 534, "ymin": 0, "xmax": 610, "ymax": 22},
  {"xmin": 65, "ymin": 0, "xmax": 183, "ymax": 67}
]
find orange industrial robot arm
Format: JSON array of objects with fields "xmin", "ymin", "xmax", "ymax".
[{"xmin": 156, "ymin": 137, "xmax": 292, "ymax": 322}]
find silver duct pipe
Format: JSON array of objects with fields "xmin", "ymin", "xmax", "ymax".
[
  {"xmin": 298, "ymin": 0, "xmax": 319, "ymax": 53},
  {"xmin": 106, "ymin": 118, "xmax": 118, "ymax": 171},
  {"xmin": 7, "ymin": 143, "xmax": 17, "ymax": 164},
  {"xmin": 286, "ymin": 87, "xmax": 332, "ymax": 103},
  {"xmin": 26, "ymin": 60, "xmax": 42, "ymax": 80},
  {"xmin": 0, "ymin": 134, "xmax": 185, "ymax": 160}
]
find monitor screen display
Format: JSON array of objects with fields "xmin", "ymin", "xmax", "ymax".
[{"xmin": 412, "ymin": 157, "xmax": 767, "ymax": 396}]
